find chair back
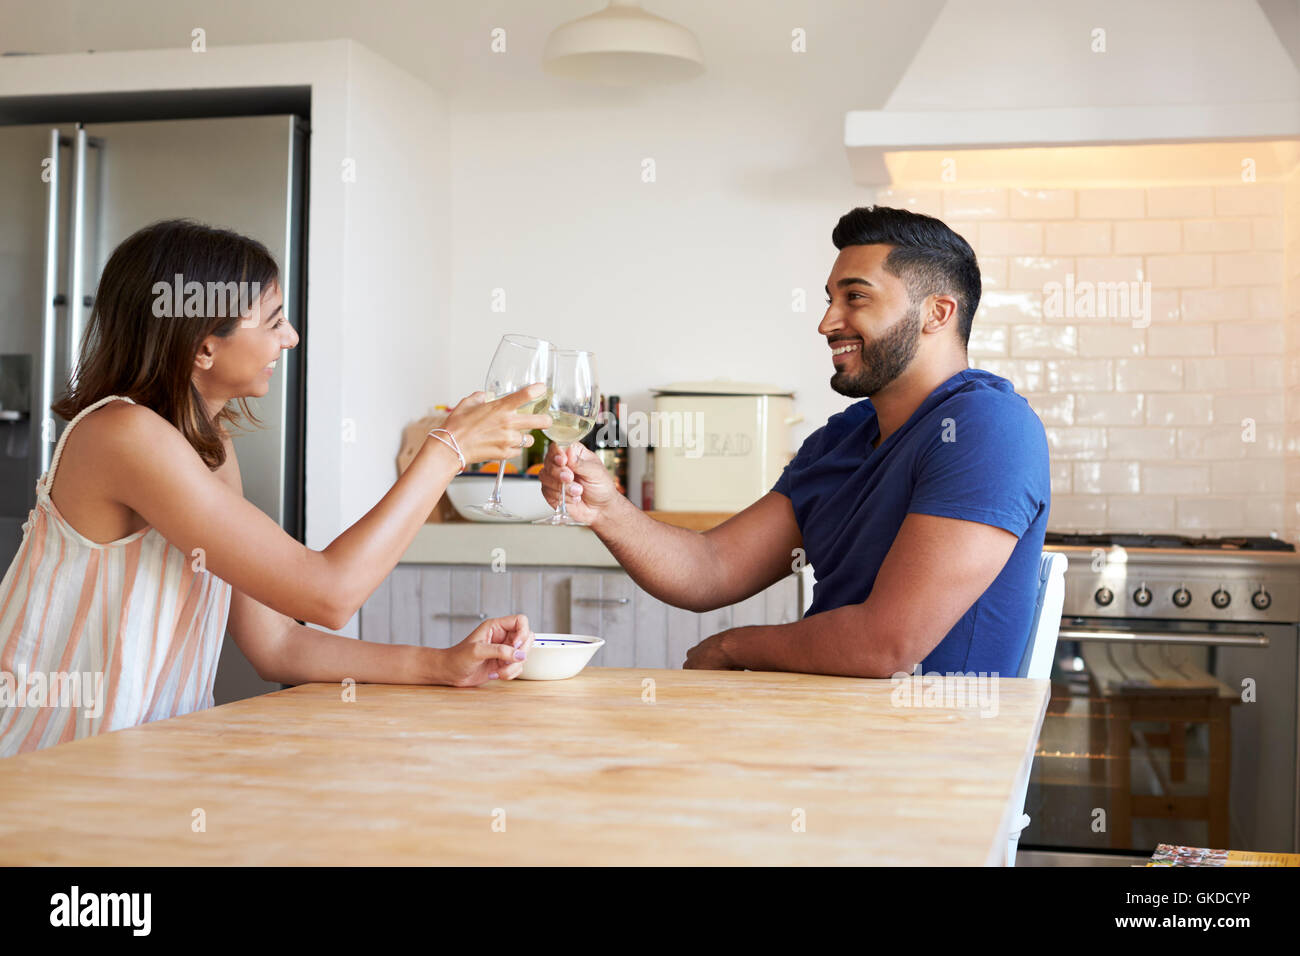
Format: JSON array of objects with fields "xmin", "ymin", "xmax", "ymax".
[
  {"xmin": 1006, "ymin": 550, "xmax": 1068, "ymax": 866},
  {"xmin": 1016, "ymin": 551, "xmax": 1068, "ymax": 680}
]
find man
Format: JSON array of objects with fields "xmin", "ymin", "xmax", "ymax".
[{"xmin": 540, "ymin": 205, "xmax": 1050, "ymax": 678}]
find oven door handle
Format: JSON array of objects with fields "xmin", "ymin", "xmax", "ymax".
[{"xmin": 1058, "ymin": 627, "xmax": 1270, "ymax": 648}]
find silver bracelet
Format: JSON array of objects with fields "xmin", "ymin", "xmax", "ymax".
[{"xmin": 426, "ymin": 427, "xmax": 466, "ymax": 473}]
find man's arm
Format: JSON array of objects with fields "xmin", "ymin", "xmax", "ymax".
[
  {"xmin": 540, "ymin": 444, "xmax": 803, "ymax": 612},
  {"xmin": 686, "ymin": 513, "xmax": 1019, "ymax": 677}
]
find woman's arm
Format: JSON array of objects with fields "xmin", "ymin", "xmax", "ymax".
[
  {"xmin": 228, "ymin": 588, "xmax": 532, "ymax": 687},
  {"xmin": 100, "ymin": 385, "xmax": 548, "ymax": 629}
]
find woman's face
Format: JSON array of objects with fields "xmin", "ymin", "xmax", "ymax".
[{"xmin": 193, "ymin": 281, "xmax": 298, "ymax": 403}]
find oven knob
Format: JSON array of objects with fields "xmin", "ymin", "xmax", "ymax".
[
  {"xmin": 1211, "ymin": 588, "xmax": 1231, "ymax": 609},
  {"xmin": 1133, "ymin": 585, "xmax": 1152, "ymax": 607},
  {"xmin": 1251, "ymin": 589, "xmax": 1271, "ymax": 611},
  {"xmin": 1172, "ymin": 587, "xmax": 1192, "ymax": 608},
  {"xmin": 1094, "ymin": 587, "xmax": 1114, "ymax": 607}
]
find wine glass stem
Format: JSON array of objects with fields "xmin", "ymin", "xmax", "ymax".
[
  {"xmin": 556, "ymin": 442, "xmax": 571, "ymax": 519},
  {"xmin": 490, "ymin": 462, "xmax": 507, "ymax": 505}
]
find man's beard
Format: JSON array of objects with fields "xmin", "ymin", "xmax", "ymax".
[{"xmin": 829, "ymin": 304, "xmax": 923, "ymax": 398}]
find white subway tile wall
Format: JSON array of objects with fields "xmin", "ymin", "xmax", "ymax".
[{"xmin": 932, "ymin": 182, "xmax": 1292, "ymax": 538}]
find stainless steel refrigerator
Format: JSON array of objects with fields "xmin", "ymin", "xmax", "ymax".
[{"xmin": 0, "ymin": 114, "xmax": 307, "ymax": 705}]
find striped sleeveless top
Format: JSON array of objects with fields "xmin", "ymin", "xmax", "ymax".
[{"xmin": 0, "ymin": 395, "xmax": 232, "ymax": 757}]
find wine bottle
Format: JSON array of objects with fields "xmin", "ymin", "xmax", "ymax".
[
  {"xmin": 593, "ymin": 394, "xmax": 625, "ymax": 495},
  {"xmin": 608, "ymin": 394, "xmax": 629, "ymax": 497},
  {"xmin": 581, "ymin": 395, "xmax": 603, "ymax": 453},
  {"xmin": 641, "ymin": 444, "xmax": 655, "ymax": 511}
]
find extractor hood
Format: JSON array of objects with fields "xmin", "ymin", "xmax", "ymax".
[{"xmin": 845, "ymin": 0, "xmax": 1300, "ymax": 186}]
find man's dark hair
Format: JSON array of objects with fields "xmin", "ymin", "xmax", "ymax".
[{"xmin": 831, "ymin": 205, "xmax": 981, "ymax": 346}]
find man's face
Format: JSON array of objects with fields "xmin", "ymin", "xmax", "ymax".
[{"xmin": 818, "ymin": 244, "xmax": 921, "ymax": 398}]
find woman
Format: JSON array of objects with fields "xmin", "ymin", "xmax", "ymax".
[{"xmin": 0, "ymin": 219, "xmax": 550, "ymax": 757}]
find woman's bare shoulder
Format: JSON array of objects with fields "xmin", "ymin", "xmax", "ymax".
[
  {"xmin": 71, "ymin": 400, "xmax": 240, "ymax": 492},
  {"xmin": 76, "ymin": 398, "xmax": 174, "ymax": 444},
  {"xmin": 66, "ymin": 400, "xmax": 201, "ymax": 474}
]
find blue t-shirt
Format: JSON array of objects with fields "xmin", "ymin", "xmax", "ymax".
[{"xmin": 773, "ymin": 368, "xmax": 1050, "ymax": 676}]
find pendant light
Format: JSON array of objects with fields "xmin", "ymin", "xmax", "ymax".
[{"xmin": 542, "ymin": 0, "xmax": 705, "ymax": 86}]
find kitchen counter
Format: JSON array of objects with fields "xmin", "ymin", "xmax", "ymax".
[
  {"xmin": 0, "ymin": 668, "xmax": 1049, "ymax": 865},
  {"xmin": 403, "ymin": 521, "xmax": 620, "ymax": 567},
  {"xmin": 403, "ymin": 510, "xmax": 734, "ymax": 567}
]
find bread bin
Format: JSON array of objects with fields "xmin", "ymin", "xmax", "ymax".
[{"xmin": 651, "ymin": 381, "xmax": 800, "ymax": 512}]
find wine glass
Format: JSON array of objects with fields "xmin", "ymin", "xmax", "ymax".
[
  {"xmin": 464, "ymin": 334, "xmax": 553, "ymax": 519},
  {"xmin": 534, "ymin": 349, "xmax": 599, "ymax": 526}
]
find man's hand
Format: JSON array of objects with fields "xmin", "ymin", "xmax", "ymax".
[
  {"xmin": 538, "ymin": 442, "xmax": 621, "ymax": 526},
  {"xmin": 683, "ymin": 629, "xmax": 742, "ymax": 670}
]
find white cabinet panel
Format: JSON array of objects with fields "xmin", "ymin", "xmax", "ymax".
[
  {"xmin": 570, "ymin": 573, "xmax": 603, "ymax": 639},
  {"xmin": 419, "ymin": 568, "xmax": 451, "ymax": 648},
  {"xmin": 480, "ymin": 569, "xmax": 513, "ymax": 620},
  {"xmin": 362, "ymin": 566, "xmax": 806, "ymax": 667},
  {"xmin": 765, "ymin": 575, "xmax": 799, "ymax": 625},
  {"xmin": 597, "ymin": 573, "xmax": 636, "ymax": 668},
  {"xmin": 731, "ymin": 589, "xmax": 767, "ymax": 628},
  {"xmin": 390, "ymin": 567, "xmax": 422, "ymax": 647},
  {"xmin": 540, "ymin": 572, "xmax": 570, "ymax": 634},
  {"xmin": 666, "ymin": 605, "xmax": 700, "ymax": 670},
  {"xmin": 421, "ymin": 569, "xmax": 483, "ymax": 648},
  {"xmin": 360, "ymin": 572, "xmax": 392, "ymax": 644},
  {"xmin": 632, "ymin": 588, "xmax": 669, "ymax": 669},
  {"xmin": 511, "ymin": 571, "xmax": 543, "ymax": 631}
]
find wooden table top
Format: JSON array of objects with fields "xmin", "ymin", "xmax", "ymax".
[{"xmin": 0, "ymin": 668, "xmax": 1049, "ymax": 866}]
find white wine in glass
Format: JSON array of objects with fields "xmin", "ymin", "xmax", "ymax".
[
  {"xmin": 535, "ymin": 349, "xmax": 599, "ymax": 526},
  {"xmin": 464, "ymin": 333, "xmax": 553, "ymax": 519}
]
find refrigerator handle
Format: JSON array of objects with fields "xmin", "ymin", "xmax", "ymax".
[
  {"xmin": 67, "ymin": 125, "xmax": 90, "ymax": 387},
  {"xmin": 38, "ymin": 128, "xmax": 64, "ymax": 476}
]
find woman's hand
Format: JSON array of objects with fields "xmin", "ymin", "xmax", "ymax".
[
  {"xmin": 440, "ymin": 614, "xmax": 535, "ymax": 686},
  {"xmin": 438, "ymin": 384, "xmax": 552, "ymax": 465}
]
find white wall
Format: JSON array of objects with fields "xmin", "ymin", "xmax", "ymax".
[
  {"xmin": 0, "ymin": 40, "xmax": 450, "ymax": 637},
  {"xmin": 337, "ymin": 43, "xmax": 451, "ymax": 533}
]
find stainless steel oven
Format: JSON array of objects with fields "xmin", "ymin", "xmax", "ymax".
[{"xmin": 1021, "ymin": 537, "xmax": 1300, "ymax": 858}]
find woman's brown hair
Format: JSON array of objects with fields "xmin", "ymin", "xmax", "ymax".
[{"xmin": 51, "ymin": 219, "xmax": 281, "ymax": 469}]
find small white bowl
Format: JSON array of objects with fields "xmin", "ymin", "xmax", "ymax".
[
  {"xmin": 445, "ymin": 474, "xmax": 554, "ymax": 522},
  {"xmin": 519, "ymin": 633, "xmax": 605, "ymax": 680}
]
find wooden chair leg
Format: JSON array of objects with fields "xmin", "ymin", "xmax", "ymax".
[
  {"xmin": 1089, "ymin": 684, "xmax": 1107, "ymax": 784},
  {"xmin": 1207, "ymin": 701, "xmax": 1231, "ymax": 848},
  {"xmin": 1107, "ymin": 699, "xmax": 1131, "ymax": 848},
  {"xmin": 1168, "ymin": 720, "xmax": 1186, "ymax": 783}
]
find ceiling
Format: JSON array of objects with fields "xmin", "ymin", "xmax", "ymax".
[{"xmin": 0, "ymin": 0, "xmax": 944, "ymax": 110}]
